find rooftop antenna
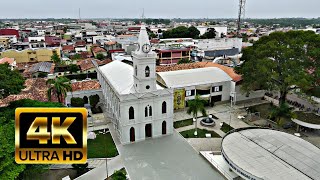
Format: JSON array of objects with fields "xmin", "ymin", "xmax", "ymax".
[
  {"xmin": 237, "ymin": 0, "xmax": 246, "ymax": 37},
  {"xmin": 79, "ymin": 8, "xmax": 81, "ymax": 21},
  {"xmin": 141, "ymin": 8, "xmax": 146, "ymax": 24}
]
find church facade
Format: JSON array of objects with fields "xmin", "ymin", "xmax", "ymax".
[{"xmin": 95, "ymin": 25, "xmax": 174, "ymax": 144}]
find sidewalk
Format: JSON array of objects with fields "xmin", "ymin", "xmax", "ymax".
[
  {"xmin": 50, "ymin": 158, "xmax": 111, "ymax": 170},
  {"xmin": 75, "ymin": 155, "xmax": 124, "ymax": 180}
]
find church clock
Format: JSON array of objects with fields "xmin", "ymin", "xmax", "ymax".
[{"xmin": 142, "ymin": 43, "xmax": 151, "ymax": 53}]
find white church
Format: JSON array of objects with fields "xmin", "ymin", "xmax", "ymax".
[{"xmin": 94, "ymin": 24, "xmax": 174, "ymax": 144}]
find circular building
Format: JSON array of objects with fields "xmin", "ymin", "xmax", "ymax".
[{"xmin": 221, "ymin": 127, "xmax": 320, "ymax": 180}]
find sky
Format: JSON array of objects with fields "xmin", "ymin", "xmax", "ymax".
[{"xmin": 0, "ymin": 0, "xmax": 319, "ymax": 19}]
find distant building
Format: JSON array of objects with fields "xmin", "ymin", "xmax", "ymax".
[
  {"xmin": 0, "ymin": 57, "xmax": 16, "ymax": 70},
  {"xmin": 28, "ymin": 37, "xmax": 46, "ymax": 48},
  {"xmin": 91, "ymin": 46, "xmax": 107, "ymax": 57},
  {"xmin": 0, "ymin": 37, "xmax": 10, "ymax": 50},
  {"xmin": 0, "ymin": 29, "xmax": 19, "ymax": 38},
  {"xmin": 0, "ymin": 47, "xmax": 61, "ymax": 63},
  {"xmin": 155, "ymin": 47, "xmax": 191, "ymax": 65},
  {"xmin": 45, "ymin": 36, "xmax": 61, "ymax": 47}
]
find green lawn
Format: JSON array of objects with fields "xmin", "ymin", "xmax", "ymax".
[
  {"xmin": 174, "ymin": 116, "xmax": 204, "ymax": 129},
  {"xmin": 295, "ymin": 111, "xmax": 320, "ymax": 124},
  {"xmin": 174, "ymin": 118, "xmax": 194, "ymax": 128},
  {"xmin": 107, "ymin": 168, "xmax": 127, "ymax": 180},
  {"xmin": 180, "ymin": 128, "xmax": 221, "ymax": 138},
  {"xmin": 87, "ymin": 132, "xmax": 118, "ymax": 158},
  {"xmin": 220, "ymin": 122, "xmax": 234, "ymax": 133}
]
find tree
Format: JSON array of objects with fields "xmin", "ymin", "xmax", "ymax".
[
  {"xmin": 187, "ymin": 26, "xmax": 200, "ymax": 39},
  {"xmin": 269, "ymin": 103, "xmax": 296, "ymax": 126},
  {"xmin": 71, "ymin": 54, "xmax": 82, "ymax": 60},
  {"xmin": 72, "ymin": 163, "xmax": 88, "ymax": 176},
  {"xmin": 68, "ymin": 64, "xmax": 80, "ymax": 73},
  {"xmin": 0, "ymin": 99, "xmax": 63, "ymax": 179},
  {"xmin": 96, "ymin": 53, "xmax": 105, "ymax": 60},
  {"xmin": 51, "ymin": 51, "xmax": 61, "ymax": 64},
  {"xmin": 162, "ymin": 26, "xmax": 200, "ymax": 39},
  {"xmin": 47, "ymin": 77, "xmax": 72, "ymax": 103},
  {"xmin": 187, "ymin": 95, "xmax": 207, "ymax": 136},
  {"xmin": 71, "ymin": 97, "xmax": 85, "ymax": 107},
  {"xmin": 0, "ymin": 117, "xmax": 25, "ymax": 179},
  {"xmin": 236, "ymin": 31, "xmax": 320, "ymax": 106},
  {"xmin": 0, "ymin": 63, "xmax": 25, "ymax": 98},
  {"xmin": 177, "ymin": 58, "xmax": 191, "ymax": 64},
  {"xmin": 200, "ymin": 28, "xmax": 216, "ymax": 39}
]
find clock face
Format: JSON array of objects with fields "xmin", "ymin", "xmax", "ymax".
[
  {"xmin": 142, "ymin": 43, "xmax": 151, "ymax": 53},
  {"xmin": 136, "ymin": 43, "xmax": 140, "ymax": 51}
]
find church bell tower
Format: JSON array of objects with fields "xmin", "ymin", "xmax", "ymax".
[{"xmin": 132, "ymin": 24, "xmax": 157, "ymax": 93}]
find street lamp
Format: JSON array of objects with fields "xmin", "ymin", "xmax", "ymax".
[
  {"xmin": 193, "ymin": 117, "xmax": 197, "ymax": 136},
  {"xmin": 229, "ymin": 92, "xmax": 236, "ymax": 131}
]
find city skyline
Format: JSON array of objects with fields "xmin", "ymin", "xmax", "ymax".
[{"xmin": 0, "ymin": 0, "xmax": 319, "ymax": 19}]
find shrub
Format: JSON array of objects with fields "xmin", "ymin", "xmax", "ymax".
[{"xmin": 71, "ymin": 97, "xmax": 85, "ymax": 107}]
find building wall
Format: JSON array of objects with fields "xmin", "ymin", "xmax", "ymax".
[
  {"xmin": 0, "ymin": 48, "xmax": 61, "ymax": 63},
  {"xmin": 197, "ymin": 38, "xmax": 242, "ymax": 52},
  {"xmin": 0, "ymin": 38, "xmax": 9, "ymax": 49},
  {"xmin": 119, "ymin": 95, "xmax": 174, "ymax": 144}
]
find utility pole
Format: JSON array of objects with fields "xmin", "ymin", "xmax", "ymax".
[
  {"xmin": 79, "ymin": 8, "xmax": 81, "ymax": 21},
  {"xmin": 237, "ymin": 0, "xmax": 246, "ymax": 37},
  {"xmin": 229, "ymin": 92, "xmax": 236, "ymax": 131}
]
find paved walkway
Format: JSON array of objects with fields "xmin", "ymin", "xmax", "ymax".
[
  {"xmin": 50, "ymin": 158, "xmax": 110, "ymax": 170},
  {"xmin": 172, "ymin": 101, "xmax": 265, "ymax": 152},
  {"xmin": 75, "ymin": 155, "xmax": 124, "ymax": 180},
  {"xmin": 116, "ymin": 130, "xmax": 225, "ymax": 180}
]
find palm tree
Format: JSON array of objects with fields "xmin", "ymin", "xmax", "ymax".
[
  {"xmin": 187, "ymin": 95, "xmax": 207, "ymax": 136},
  {"xmin": 47, "ymin": 77, "xmax": 72, "ymax": 103},
  {"xmin": 270, "ymin": 103, "xmax": 296, "ymax": 126}
]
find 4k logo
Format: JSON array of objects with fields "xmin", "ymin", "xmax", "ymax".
[{"xmin": 15, "ymin": 108, "xmax": 87, "ymax": 164}]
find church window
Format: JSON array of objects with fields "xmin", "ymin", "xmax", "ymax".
[
  {"xmin": 162, "ymin": 101, "xmax": 167, "ymax": 114},
  {"xmin": 149, "ymin": 106, "xmax": 152, "ymax": 116},
  {"xmin": 129, "ymin": 106, "xmax": 134, "ymax": 119},
  {"xmin": 145, "ymin": 106, "xmax": 148, "ymax": 117},
  {"xmin": 145, "ymin": 66, "xmax": 150, "ymax": 77}
]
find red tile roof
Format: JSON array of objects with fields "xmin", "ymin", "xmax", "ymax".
[
  {"xmin": 0, "ymin": 57, "xmax": 15, "ymax": 65},
  {"xmin": 0, "ymin": 78, "xmax": 60, "ymax": 107},
  {"xmin": 77, "ymin": 59, "xmax": 112, "ymax": 71},
  {"xmin": 75, "ymin": 40, "xmax": 86, "ymax": 47},
  {"xmin": 62, "ymin": 45, "xmax": 75, "ymax": 51},
  {"xmin": 156, "ymin": 62, "xmax": 242, "ymax": 82},
  {"xmin": 92, "ymin": 46, "xmax": 106, "ymax": 54},
  {"xmin": 72, "ymin": 80, "xmax": 101, "ymax": 91}
]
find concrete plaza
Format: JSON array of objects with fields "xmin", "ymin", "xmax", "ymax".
[{"xmin": 117, "ymin": 131, "xmax": 225, "ymax": 180}]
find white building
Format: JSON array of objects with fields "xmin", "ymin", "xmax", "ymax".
[
  {"xmin": 195, "ymin": 38, "xmax": 242, "ymax": 52},
  {"xmin": 95, "ymin": 25, "xmax": 174, "ymax": 144},
  {"xmin": 28, "ymin": 37, "xmax": 46, "ymax": 48},
  {"xmin": 157, "ymin": 67, "xmax": 232, "ymax": 109}
]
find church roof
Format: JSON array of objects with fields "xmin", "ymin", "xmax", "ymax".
[
  {"xmin": 99, "ymin": 61, "xmax": 163, "ymax": 95},
  {"xmin": 99, "ymin": 61, "xmax": 135, "ymax": 95},
  {"xmin": 157, "ymin": 67, "xmax": 232, "ymax": 88}
]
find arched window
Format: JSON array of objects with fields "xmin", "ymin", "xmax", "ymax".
[
  {"xmin": 145, "ymin": 66, "xmax": 150, "ymax": 77},
  {"xmin": 135, "ymin": 66, "xmax": 137, "ymax": 76},
  {"xmin": 162, "ymin": 101, "xmax": 167, "ymax": 114},
  {"xmin": 145, "ymin": 106, "xmax": 148, "ymax": 117},
  {"xmin": 162, "ymin": 121, "xmax": 167, "ymax": 135},
  {"xmin": 130, "ymin": 127, "xmax": 135, "ymax": 142},
  {"xmin": 129, "ymin": 106, "xmax": 134, "ymax": 119},
  {"xmin": 149, "ymin": 106, "xmax": 152, "ymax": 116}
]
